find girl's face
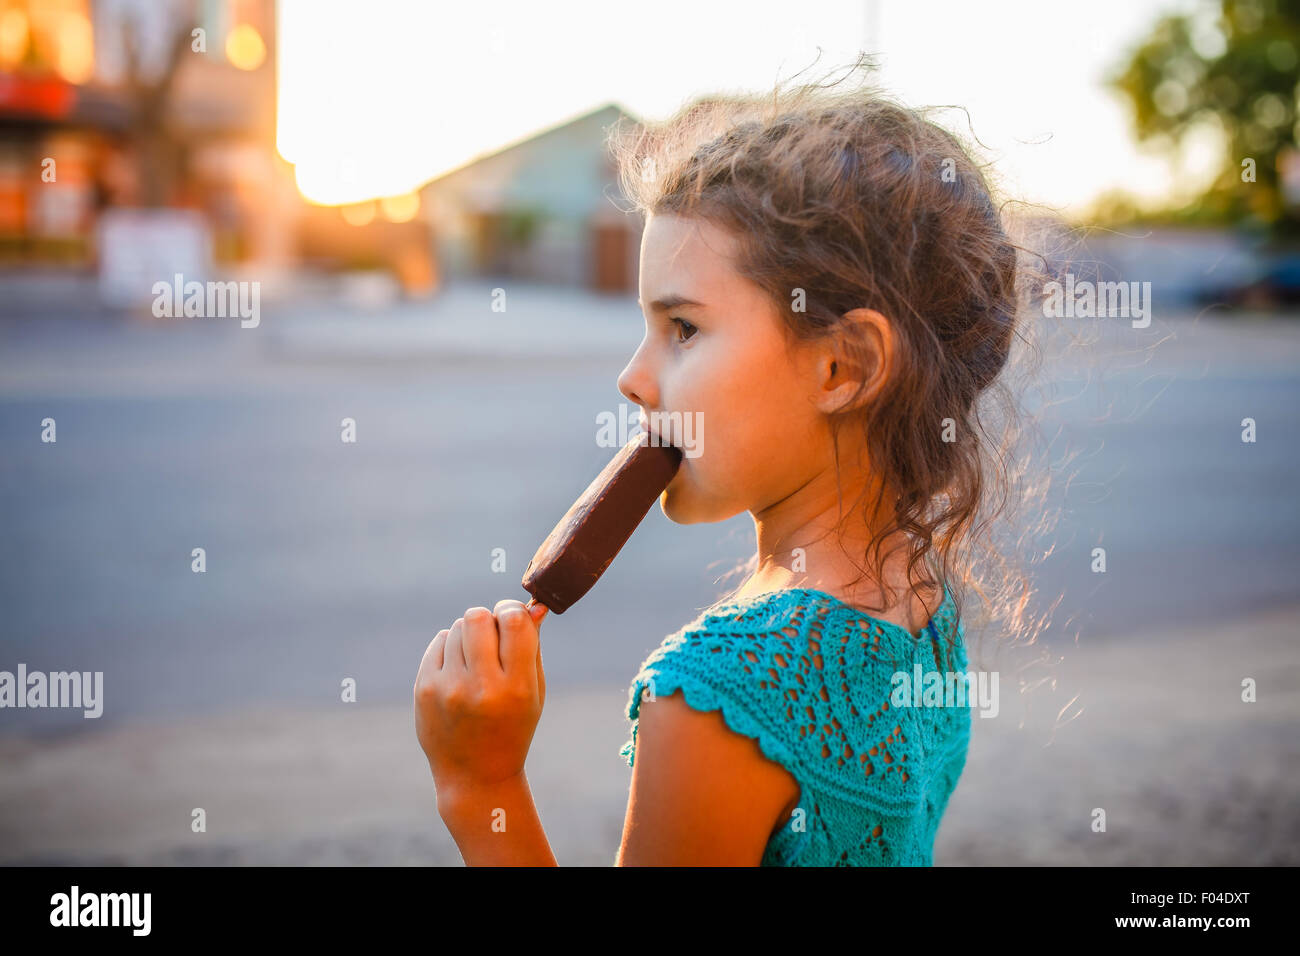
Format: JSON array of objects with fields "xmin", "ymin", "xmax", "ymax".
[{"xmin": 618, "ymin": 212, "xmax": 848, "ymax": 526}]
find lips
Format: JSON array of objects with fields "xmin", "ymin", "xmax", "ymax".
[{"xmin": 638, "ymin": 415, "xmax": 673, "ymax": 448}]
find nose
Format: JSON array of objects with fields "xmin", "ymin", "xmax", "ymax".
[{"xmin": 617, "ymin": 336, "xmax": 657, "ymax": 411}]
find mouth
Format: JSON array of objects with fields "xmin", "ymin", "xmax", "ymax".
[{"xmin": 638, "ymin": 415, "xmax": 675, "ymax": 449}]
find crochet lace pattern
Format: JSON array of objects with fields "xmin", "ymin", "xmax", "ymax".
[{"xmin": 621, "ymin": 585, "xmax": 971, "ymax": 866}]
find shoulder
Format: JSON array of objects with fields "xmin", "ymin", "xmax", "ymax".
[
  {"xmin": 624, "ymin": 586, "xmax": 928, "ymax": 696},
  {"xmin": 620, "ymin": 589, "xmax": 863, "ymax": 770},
  {"xmin": 622, "ymin": 585, "xmax": 968, "ymax": 792},
  {"xmin": 622, "ymin": 590, "xmax": 819, "ymax": 738}
]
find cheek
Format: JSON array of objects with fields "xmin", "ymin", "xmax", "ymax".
[
  {"xmin": 710, "ymin": 378, "xmax": 814, "ymax": 492},
  {"xmin": 664, "ymin": 337, "xmax": 802, "ymax": 487},
  {"xmin": 672, "ymin": 415, "xmax": 757, "ymax": 499}
]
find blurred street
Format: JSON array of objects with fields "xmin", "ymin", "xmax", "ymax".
[
  {"xmin": 2, "ymin": 600, "xmax": 1294, "ymax": 865},
  {"xmin": 1, "ymin": 277, "xmax": 1299, "ymax": 863}
]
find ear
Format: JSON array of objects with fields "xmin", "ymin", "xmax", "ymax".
[{"xmin": 811, "ymin": 308, "xmax": 895, "ymax": 414}]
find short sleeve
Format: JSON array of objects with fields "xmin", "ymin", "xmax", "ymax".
[
  {"xmin": 617, "ymin": 587, "xmax": 973, "ymax": 865},
  {"xmin": 619, "ymin": 625, "xmax": 802, "ymax": 777}
]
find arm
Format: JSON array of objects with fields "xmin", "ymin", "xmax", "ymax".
[
  {"xmin": 415, "ymin": 600, "xmax": 555, "ymax": 866},
  {"xmin": 616, "ymin": 689, "xmax": 801, "ymax": 866},
  {"xmin": 437, "ymin": 771, "xmax": 558, "ymax": 867}
]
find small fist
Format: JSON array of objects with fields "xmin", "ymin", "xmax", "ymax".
[{"xmin": 415, "ymin": 600, "xmax": 548, "ymax": 804}]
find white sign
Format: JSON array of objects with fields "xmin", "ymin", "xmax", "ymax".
[{"xmin": 96, "ymin": 208, "xmax": 212, "ymax": 308}]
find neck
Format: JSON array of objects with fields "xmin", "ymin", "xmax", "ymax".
[{"xmin": 745, "ymin": 457, "xmax": 916, "ymax": 608}]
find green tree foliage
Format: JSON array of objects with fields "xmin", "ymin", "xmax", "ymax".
[{"xmin": 1108, "ymin": 0, "xmax": 1300, "ymax": 236}]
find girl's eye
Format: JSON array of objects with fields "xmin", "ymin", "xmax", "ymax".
[{"xmin": 671, "ymin": 318, "xmax": 698, "ymax": 343}]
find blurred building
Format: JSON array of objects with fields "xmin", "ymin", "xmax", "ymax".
[
  {"xmin": 294, "ymin": 197, "xmax": 435, "ymax": 298},
  {"xmin": 0, "ymin": 0, "xmax": 301, "ymax": 270},
  {"xmin": 418, "ymin": 103, "xmax": 644, "ymax": 293}
]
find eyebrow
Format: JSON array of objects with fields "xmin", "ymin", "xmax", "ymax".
[{"xmin": 638, "ymin": 293, "xmax": 706, "ymax": 312}]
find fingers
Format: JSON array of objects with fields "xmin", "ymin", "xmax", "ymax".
[
  {"xmin": 460, "ymin": 607, "xmax": 501, "ymax": 674},
  {"xmin": 494, "ymin": 598, "xmax": 540, "ymax": 682},
  {"xmin": 528, "ymin": 602, "xmax": 549, "ymax": 627},
  {"xmin": 536, "ymin": 633, "xmax": 545, "ymax": 706},
  {"xmin": 443, "ymin": 617, "xmax": 465, "ymax": 672},
  {"xmin": 439, "ymin": 601, "xmax": 543, "ymax": 679},
  {"xmin": 430, "ymin": 628, "xmax": 449, "ymax": 670},
  {"xmin": 415, "ymin": 628, "xmax": 450, "ymax": 702}
]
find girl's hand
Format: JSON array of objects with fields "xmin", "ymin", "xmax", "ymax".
[{"xmin": 415, "ymin": 599, "xmax": 548, "ymax": 807}]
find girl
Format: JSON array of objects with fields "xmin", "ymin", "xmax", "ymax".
[{"xmin": 415, "ymin": 57, "xmax": 1042, "ymax": 866}]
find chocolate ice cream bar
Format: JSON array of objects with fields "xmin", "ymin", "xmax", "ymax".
[{"xmin": 522, "ymin": 433, "xmax": 683, "ymax": 614}]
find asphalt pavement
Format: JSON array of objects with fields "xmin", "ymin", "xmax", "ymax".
[{"xmin": 1, "ymin": 274, "xmax": 1297, "ymax": 863}]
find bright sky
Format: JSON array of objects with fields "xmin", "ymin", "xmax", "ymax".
[{"xmin": 277, "ymin": 0, "xmax": 1216, "ymax": 217}]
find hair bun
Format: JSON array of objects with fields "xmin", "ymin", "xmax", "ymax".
[{"xmin": 968, "ymin": 297, "xmax": 1016, "ymax": 391}]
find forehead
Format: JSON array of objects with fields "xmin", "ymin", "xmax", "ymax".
[
  {"xmin": 637, "ymin": 213, "xmax": 795, "ymax": 352},
  {"xmin": 638, "ymin": 214, "xmax": 739, "ymax": 300}
]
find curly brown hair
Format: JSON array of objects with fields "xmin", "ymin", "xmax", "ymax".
[{"xmin": 606, "ymin": 55, "xmax": 1064, "ymax": 660}]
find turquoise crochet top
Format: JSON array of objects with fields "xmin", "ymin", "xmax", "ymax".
[{"xmin": 621, "ymin": 585, "xmax": 971, "ymax": 866}]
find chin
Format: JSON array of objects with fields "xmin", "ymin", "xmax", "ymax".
[
  {"xmin": 659, "ymin": 487, "xmax": 688, "ymax": 524},
  {"xmin": 659, "ymin": 481, "xmax": 736, "ymax": 525},
  {"xmin": 659, "ymin": 479, "xmax": 700, "ymax": 525}
]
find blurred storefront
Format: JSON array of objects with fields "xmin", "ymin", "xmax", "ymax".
[
  {"xmin": 296, "ymin": 198, "xmax": 436, "ymax": 297},
  {"xmin": 0, "ymin": 0, "xmax": 300, "ymax": 272}
]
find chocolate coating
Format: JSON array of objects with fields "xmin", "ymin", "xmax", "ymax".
[{"xmin": 522, "ymin": 434, "xmax": 683, "ymax": 613}]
